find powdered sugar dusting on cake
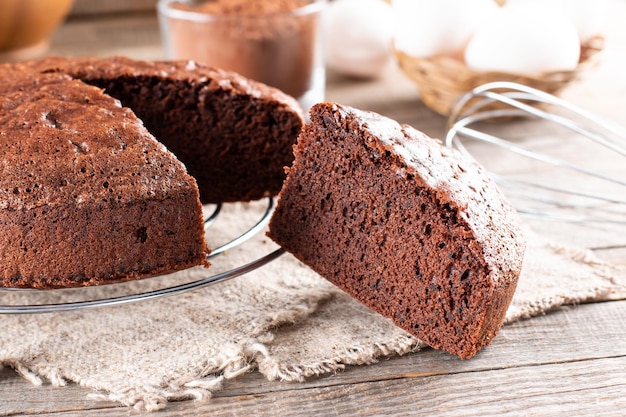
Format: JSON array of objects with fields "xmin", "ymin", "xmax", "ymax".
[{"xmin": 185, "ymin": 60, "xmax": 197, "ymax": 71}]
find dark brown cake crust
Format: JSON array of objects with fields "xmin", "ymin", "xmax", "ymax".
[
  {"xmin": 21, "ymin": 56, "xmax": 305, "ymax": 203},
  {"xmin": 268, "ymin": 103, "xmax": 526, "ymax": 359},
  {"xmin": 0, "ymin": 70, "xmax": 209, "ymax": 289}
]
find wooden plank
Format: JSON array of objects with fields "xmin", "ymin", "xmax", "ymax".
[
  {"xmin": 0, "ymin": 370, "xmax": 119, "ymax": 416},
  {"xmin": 69, "ymin": 0, "xmax": 157, "ymax": 16},
  {"xmin": 49, "ymin": 14, "xmax": 163, "ymax": 60},
  {"xmin": 157, "ymin": 357, "xmax": 626, "ymax": 417},
  {"xmin": 594, "ymin": 245, "xmax": 626, "ymax": 267},
  {"xmin": 2, "ymin": 300, "xmax": 625, "ymax": 416},
  {"xmin": 5, "ymin": 356, "xmax": 623, "ymax": 417}
]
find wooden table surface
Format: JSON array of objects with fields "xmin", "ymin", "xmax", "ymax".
[{"xmin": 2, "ymin": 2, "xmax": 626, "ymax": 416}]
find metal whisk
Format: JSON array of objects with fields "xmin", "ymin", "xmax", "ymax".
[{"xmin": 445, "ymin": 81, "xmax": 626, "ymax": 225}]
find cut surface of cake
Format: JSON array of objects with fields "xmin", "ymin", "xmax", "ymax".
[
  {"xmin": 0, "ymin": 70, "xmax": 209, "ymax": 289},
  {"xmin": 267, "ymin": 103, "xmax": 526, "ymax": 359},
  {"xmin": 23, "ymin": 56, "xmax": 305, "ymax": 203}
]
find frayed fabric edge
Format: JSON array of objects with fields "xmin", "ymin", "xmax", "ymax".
[
  {"xmin": 256, "ymin": 334, "xmax": 424, "ymax": 383},
  {"xmin": 86, "ymin": 374, "xmax": 227, "ymax": 412},
  {"xmin": 86, "ymin": 341, "xmax": 277, "ymax": 411},
  {"xmin": 6, "ymin": 360, "xmax": 67, "ymax": 387},
  {"xmin": 3, "ymin": 349, "xmax": 255, "ymax": 412}
]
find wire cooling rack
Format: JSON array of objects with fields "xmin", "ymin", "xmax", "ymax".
[{"xmin": 0, "ymin": 198, "xmax": 284, "ymax": 314}]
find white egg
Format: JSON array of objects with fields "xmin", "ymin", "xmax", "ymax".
[
  {"xmin": 324, "ymin": 0, "xmax": 394, "ymax": 79},
  {"xmin": 392, "ymin": 0, "xmax": 499, "ymax": 59},
  {"xmin": 506, "ymin": 0, "xmax": 608, "ymax": 42},
  {"xmin": 464, "ymin": 4, "xmax": 581, "ymax": 75}
]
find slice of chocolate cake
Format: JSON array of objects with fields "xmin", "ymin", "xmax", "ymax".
[
  {"xmin": 268, "ymin": 103, "xmax": 526, "ymax": 359},
  {"xmin": 26, "ymin": 56, "xmax": 305, "ymax": 204},
  {"xmin": 0, "ymin": 70, "xmax": 209, "ymax": 289}
]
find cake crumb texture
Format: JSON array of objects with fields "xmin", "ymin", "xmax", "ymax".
[
  {"xmin": 268, "ymin": 102, "xmax": 526, "ymax": 359},
  {"xmin": 0, "ymin": 67, "xmax": 209, "ymax": 289}
]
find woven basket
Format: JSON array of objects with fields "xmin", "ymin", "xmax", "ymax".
[{"xmin": 395, "ymin": 36, "xmax": 605, "ymax": 116}]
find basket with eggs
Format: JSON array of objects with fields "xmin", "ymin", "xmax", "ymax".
[
  {"xmin": 393, "ymin": 0, "xmax": 606, "ymax": 116},
  {"xmin": 322, "ymin": 0, "xmax": 606, "ymax": 117}
]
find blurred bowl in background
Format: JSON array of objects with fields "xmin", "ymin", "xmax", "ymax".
[
  {"xmin": 157, "ymin": 0, "xmax": 326, "ymax": 112},
  {"xmin": 0, "ymin": 0, "xmax": 74, "ymax": 62}
]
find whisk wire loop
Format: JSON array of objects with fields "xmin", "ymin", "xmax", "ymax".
[{"xmin": 446, "ymin": 82, "xmax": 626, "ymax": 225}]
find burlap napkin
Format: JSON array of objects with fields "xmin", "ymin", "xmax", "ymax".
[{"xmin": 1, "ymin": 202, "xmax": 624, "ymax": 411}]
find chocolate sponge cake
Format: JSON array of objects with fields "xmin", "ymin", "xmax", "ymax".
[
  {"xmin": 0, "ymin": 55, "xmax": 302, "ymax": 289},
  {"xmin": 0, "ymin": 70, "xmax": 209, "ymax": 289},
  {"xmin": 24, "ymin": 56, "xmax": 305, "ymax": 203},
  {"xmin": 268, "ymin": 103, "xmax": 526, "ymax": 359}
]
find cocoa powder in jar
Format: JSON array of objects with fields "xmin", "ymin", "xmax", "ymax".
[{"xmin": 166, "ymin": 0, "xmax": 321, "ymax": 99}]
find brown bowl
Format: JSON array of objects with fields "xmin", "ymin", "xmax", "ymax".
[{"xmin": 0, "ymin": 0, "xmax": 74, "ymax": 62}]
